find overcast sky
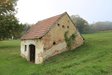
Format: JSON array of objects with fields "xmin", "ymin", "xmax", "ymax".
[{"xmin": 16, "ymin": 0, "xmax": 112, "ymax": 24}]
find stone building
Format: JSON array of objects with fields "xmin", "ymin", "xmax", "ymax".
[{"xmin": 20, "ymin": 12, "xmax": 84, "ymax": 64}]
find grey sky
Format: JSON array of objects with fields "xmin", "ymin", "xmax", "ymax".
[{"xmin": 16, "ymin": 0, "xmax": 112, "ymax": 24}]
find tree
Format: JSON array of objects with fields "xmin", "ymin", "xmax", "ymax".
[
  {"xmin": 0, "ymin": 0, "xmax": 17, "ymax": 15},
  {"xmin": 20, "ymin": 23, "xmax": 31, "ymax": 37},
  {"xmin": 91, "ymin": 21, "xmax": 112, "ymax": 32},
  {"xmin": 0, "ymin": 0, "xmax": 25, "ymax": 40},
  {"xmin": 71, "ymin": 15, "xmax": 90, "ymax": 34}
]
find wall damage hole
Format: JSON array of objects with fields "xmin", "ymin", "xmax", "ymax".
[
  {"xmin": 44, "ymin": 48, "xmax": 46, "ymax": 50},
  {"xmin": 53, "ymin": 41, "xmax": 56, "ymax": 45},
  {"xmin": 62, "ymin": 25, "xmax": 65, "ymax": 28},
  {"xmin": 57, "ymin": 24, "xmax": 60, "ymax": 26}
]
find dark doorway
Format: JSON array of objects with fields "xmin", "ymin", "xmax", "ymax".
[{"xmin": 29, "ymin": 44, "xmax": 35, "ymax": 63}]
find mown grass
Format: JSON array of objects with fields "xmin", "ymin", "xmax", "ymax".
[{"xmin": 0, "ymin": 31, "xmax": 112, "ymax": 75}]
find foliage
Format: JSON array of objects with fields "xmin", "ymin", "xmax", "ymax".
[
  {"xmin": 0, "ymin": 0, "xmax": 25, "ymax": 40},
  {"xmin": 21, "ymin": 23, "xmax": 31, "ymax": 35},
  {"xmin": 0, "ymin": 15, "xmax": 25, "ymax": 40},
  {"xmin": 90, "ymin": 21, "xmax": 112, "ymax": 32},
  {"xmin": 64, "ymin": 31, "xmax": 76, "ymax": 50},
  {"xmin": 71, "ymin": 15, "xmax": 112, "ymax": 34},
  {"xmin": 0, "ymin": 31, "xmax": 112, "ymax": 75},
  {"xmin": 0, "ymin": 0, "xmax": 17, "ymax": 15},
  {"xmin": 71, "ymin": 15, "xmax": 91, "ymax": 34}
]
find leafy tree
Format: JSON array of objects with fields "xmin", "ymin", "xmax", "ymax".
[
  {"xmin": 20, "ymin": 23, "xmax": 31, "ymax": 37},
  {"xmin": 91, "ymin": 21, "xmax": 112, "ymax": 31},
  {"xmin": 0, "ymin": 0, "xmax": 17, "ymax": 15},
  {"xmin": 0, "ymin": 0, "xmax": 25, "ymax": 40},
  {"xmin": 71, "ymin": 15, "xmax": 90, "ymax": 34}
]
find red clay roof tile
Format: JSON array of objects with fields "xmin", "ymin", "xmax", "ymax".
[{"xmin": 21, "ymin": 12, "xmax": 65, "ymax": 40}]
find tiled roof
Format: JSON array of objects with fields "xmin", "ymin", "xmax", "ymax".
[{"xmin": 21, "ymin": 12, "xmax": 65, "ymax": 40}]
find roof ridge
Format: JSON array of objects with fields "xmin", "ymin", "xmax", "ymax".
[
  {"xmin": 21, "ymin": 12, "xmax": 67, "ymax": 40},
  {"xmin": 36, "ymin": 12, "xmax": 66, "ymax": 24}
]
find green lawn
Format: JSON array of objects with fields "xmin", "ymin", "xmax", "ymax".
[{"xmin": 0, "ymin": 31, "xmax": 112, "ymax": 75}]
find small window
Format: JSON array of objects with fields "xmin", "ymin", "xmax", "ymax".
[
  {"xmin": 53, "ymin": 41, "xmax": 56, "ymax": 45},
  {"xmin": 62, "ymin": 25, "xmax": 65, "ymax": 28},
  {"xmin": 57, "ymin": 24, "xmax": 60, "ymax": 26},
  {"xmin": 67, "ymin": 26, "xmax": 69, "ymax": 28},
  {"xmin": 25, "ymin": 45, "xmax": 27, "ymax": 51}
]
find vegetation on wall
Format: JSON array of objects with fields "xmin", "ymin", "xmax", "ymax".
[{"xmin": 64, "ymin": 31, "xmax": 77, "ymax": 50}]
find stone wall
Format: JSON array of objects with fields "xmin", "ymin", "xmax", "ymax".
[
  {"xmin": 43, "ymin": 41, "xmax": 67, "ymax": 59},
  {"xmin": 21, "ymin": 40, "xmax": 36, "ymax": 60},
  {"xmin": 21, "ymin": 39, "xmax": 44, "ymax": 64},
  {"xmin": 42, "ymin": 14, "xmax": 84, "ymax": 60}
]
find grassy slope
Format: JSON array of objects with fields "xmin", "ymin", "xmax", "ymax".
[{"xmin": 0, "ymin": 31, "xmax": 112, "ymax": 75}]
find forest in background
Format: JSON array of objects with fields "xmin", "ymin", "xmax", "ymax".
[{"xmin": 71, "ymin": 15, "xmax": 112, "ymax": 34}]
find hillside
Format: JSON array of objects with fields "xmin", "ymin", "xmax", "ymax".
[{"xmin": 0, "ymin": 31, "xmax": 112, "ymax": 75}]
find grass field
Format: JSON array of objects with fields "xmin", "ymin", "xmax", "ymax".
[{"xmin": 0, "ymin": 31, "xmax": 112, "ymax": 75}]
